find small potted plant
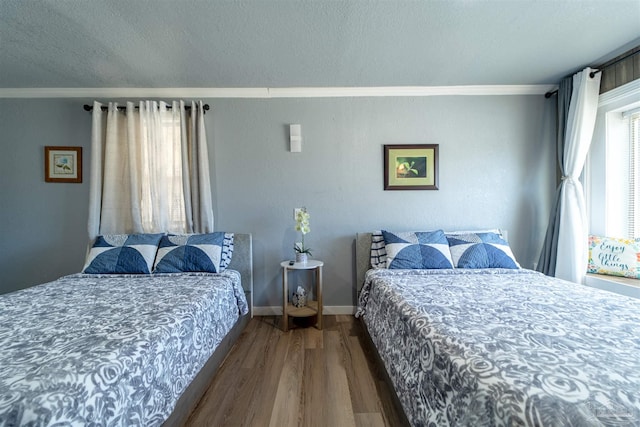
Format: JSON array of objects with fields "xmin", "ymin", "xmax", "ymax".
[{"xmin": 294, "ymin": 207, "xmax": 312, "ymax": 263}]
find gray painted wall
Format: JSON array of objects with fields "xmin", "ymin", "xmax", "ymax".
[
  {"xmin": 0, "ymin": 100, "xmax": 91, "ymax": 294},
  {"xmin": 0, "ymin": 96, "xmax": 555, "ymax": 308}
]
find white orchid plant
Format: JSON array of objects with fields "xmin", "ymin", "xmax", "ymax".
[{"xmin": 294, "ymin": 207, "xmax": 312, "ymax": 255}]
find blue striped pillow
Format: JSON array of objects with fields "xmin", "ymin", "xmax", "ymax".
[
  {"xmin": 382, "ymin": 230, "xmax": 454, "ymax": 269},
  {"xmin": 370, "ymin": 231, "xmax": 387, "ymax": 269},
  {"xmin": 220, "ymin": 233, "xmax": 234, "ymax": 270}
]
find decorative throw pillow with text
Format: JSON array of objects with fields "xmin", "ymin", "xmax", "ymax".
[{"xmin": 588, "ymin": 235, "xmax": 640, "ymax": 279}]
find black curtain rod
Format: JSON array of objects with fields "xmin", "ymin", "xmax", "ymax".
[
  {"xmin": 545, "ymin": 48, "xmax": 639, "ymax": 98},
  {"xmin": 544, "ymin": 69, "xmax": 603, "ymax": 99},
  {"xmin": 83, "ymin": 103, "xmax": 210, "ymax": 113}
]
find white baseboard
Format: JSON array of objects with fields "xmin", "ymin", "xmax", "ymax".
[
  {"xmin": 253, "ymin": 305, "xmax": 355, "ymax": 316},
  {"xmin": 252, "ymin": 306, "xmax": 280, "ymax": 316}
]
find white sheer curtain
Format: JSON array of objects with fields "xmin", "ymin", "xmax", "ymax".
[
  {"xmin": 87, "ymin": 100, "xmax": 213, "ymax": 238},
  {"xmin": 554, "ymin": 68, "xmax": 601, "ymax": 283}
]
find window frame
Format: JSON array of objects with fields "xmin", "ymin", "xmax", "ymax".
[{"xmin": 587, "ymin": 79, "xmax": 640, "ymax": 238}]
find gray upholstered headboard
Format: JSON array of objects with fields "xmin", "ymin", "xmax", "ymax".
[
  {"xmin": 227, "ymin": 233, "xmax": 253, "ymax": 316},
  {"xmin": 355, "ymin": 229, "xmax": 509, "ymax": 293},
  {"xmin": 356, "ymin": 232, "xmax": 373, "ymax": 293}
]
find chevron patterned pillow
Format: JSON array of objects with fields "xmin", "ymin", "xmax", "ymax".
[
  {"xmin": 82, "ymin": 233, "xmax": 164, "ymax": 274},
  {"xmin": 382, "ymin": 230, "xmax": 454, "ymax": 269},
  {"xmin": 446, "ymin": 232, "xmax": 520, "ymax": 269},
  {"xmin": 153, "ymin": 232, "xmax": 233, "ymax": 273}
]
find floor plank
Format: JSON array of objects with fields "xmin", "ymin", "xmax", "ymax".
[
  {"xmin": 303, "ymin": 326, "xmax": 323, "ymax": 349},
  {"xmin": 269, "ymin": 330, "xmax": 305, "ymax": 427},
  {"xmin": 354, "ymin": 412, "xmax": 386, "ymax": 427},
  {"xmin": 324, "ymin": 330, "xmax": 356, "ymax": 427},
  {"xmin": 183, "ymin": 316, "xmax": 407, "ymax": 427},
  {"xmin": 302, "ymin": 348, "xmax": 325, "ymax": 427}
]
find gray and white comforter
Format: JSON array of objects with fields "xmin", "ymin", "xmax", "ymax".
[
  {"xmin": 0, "ymin": 270, "xmax": 248, "ymax": 426},
  {"xmin": 357, "ymin": 268, "xmax": 640, "ymax": 426}
]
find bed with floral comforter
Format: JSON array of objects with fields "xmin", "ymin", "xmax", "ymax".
[
  {"xmin": 356, "ymin": 268, "xmax": 640, "ymax": 426},
  {"xmin": 0, "ymin": 270, "xmax": 248, "ymax": 426}
]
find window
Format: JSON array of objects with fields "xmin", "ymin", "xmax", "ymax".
[
  {"xmin": 88, "ymin": 101, "xmax": 213, "ymax": 238},
  {"xmin": 588, "ymin": 80, "xmax": 640, "ymax": 239},
  {"xmin": 137, "ymin": 110, "xmax": 186, "ymax": 233},
  {"xmin": 601, "ymin": 106, "xmax": 640, "ymax": 238},
  {"xmin": 586, "ymin": 82, "xmax": 640, "ymax": 292}
]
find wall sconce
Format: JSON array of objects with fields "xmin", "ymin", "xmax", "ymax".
[{"xmin": 290, "ymin": 124, "xmax": 302, "ymax": 152}]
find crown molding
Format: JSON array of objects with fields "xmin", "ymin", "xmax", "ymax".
[
  {"xmin": 0, "ymin": 87, "xmax": 268, "ymax": 99},
  {"xmin": 268, "ymin": 85, "xmax": 556, "ymax": 97},
  {"xmin": 0, "ymin": 85, "xmax": 556, "ymax": 99}
]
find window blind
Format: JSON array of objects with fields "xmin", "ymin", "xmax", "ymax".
[{"xmin": 628, "ymin": 109, "xmax": 640, "ymax": 238}]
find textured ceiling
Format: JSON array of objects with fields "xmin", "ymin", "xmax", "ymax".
[{"xmin": 1, "ymin": 0, "xmax": 639, "ymax": 89}]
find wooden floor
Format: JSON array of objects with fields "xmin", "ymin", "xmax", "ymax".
[{"xmin": 183, "ymin": 315, "xmax": 408, "ymax": 427}]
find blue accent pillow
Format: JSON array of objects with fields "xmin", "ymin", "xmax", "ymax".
[
  {"xmin": 382, "ymin": 230, "xmax": 454, "ymax": 269},
  {"xmin": 446, "ymin": 232, "xmax": 520, "ymax": 269},
  {"xmin": 83, "ymin": 233, "xmax": 164, "ymax": 274},
  {"xmin": 153, "ymin": 232, "xmax": 233, "ymax": 273}
]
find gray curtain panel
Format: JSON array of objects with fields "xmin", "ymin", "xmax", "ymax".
[{"xmin": 536, "ymin": 76, "xmax": 573, "ymax": 276}]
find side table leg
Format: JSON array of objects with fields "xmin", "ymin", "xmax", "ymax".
[
  {"xmin": 317, "ymin": 266, "xmax": 323, "ymax": 330},
  {"xmin": 282, "ymin": 266, "xmax": 288, "ymax": 332}
]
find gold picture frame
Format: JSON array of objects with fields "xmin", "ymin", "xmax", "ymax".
[
  {"xmin": 45, "ymin": 146, "xmax": 82, "ymax": 183},
  {"xmin": 384, "ymin": 144, "xmax": 438, "ymax": 190}
]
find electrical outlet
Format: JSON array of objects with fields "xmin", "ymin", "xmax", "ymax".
[{"xmin": 294, "ymin": 208, "xmax": 303, "ymax": 219}]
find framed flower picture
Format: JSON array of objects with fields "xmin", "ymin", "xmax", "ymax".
[
  {"xmin": 384, "ymin": 144, "xmax": 438, "ymax": 190},
  {"xmin": 44, "ymin": 146, "xmax": 82, "ymax": 183}
]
